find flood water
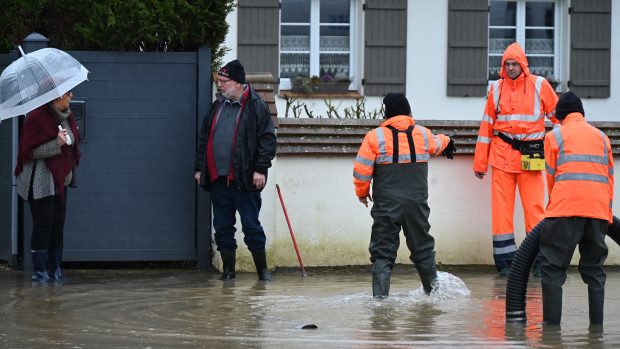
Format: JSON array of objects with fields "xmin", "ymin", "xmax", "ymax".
[{"xmin": 1, "ymin": 266, "xmax": 620, "ymax": 348}]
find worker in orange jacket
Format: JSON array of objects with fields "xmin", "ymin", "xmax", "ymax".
[
  {"xmin": 353, "ymin": 93, "xmax": 455, "ymax": 298},
  {"xmin": 540, "ymin": 92, "xmax": 614, "ymax": 326},
  {"xmin": 473, "ymin": 42, "xmax": 559, "ymax": 276}
]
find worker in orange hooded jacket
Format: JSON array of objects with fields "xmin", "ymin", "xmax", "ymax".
[
  {"xmin": 353, "ymin": 93, "xmax": 455, "ymax": 298},
  {"xmin": 540, "ymin": 91, "xmax": 614, "ymax": 326},
  {"xmin": 473, "ymin": 42, "xmax": 558, "ymax": 276}
]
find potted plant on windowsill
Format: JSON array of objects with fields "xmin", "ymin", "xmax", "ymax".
[{"xmin": 291, "ymin": 74, "xmax": 351, "ymax": 94}]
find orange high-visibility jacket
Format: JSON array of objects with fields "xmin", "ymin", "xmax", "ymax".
[
  {"xmin": 544, "ymin": 113, "xmax": 614, "ymax": 223},
  {"xmin": 353, "ymin": 115, "xmax": 450, "ymax": 197},
  {"xmin": 473, "ymin": 43, "xmax": 558, "ymax": 174}
]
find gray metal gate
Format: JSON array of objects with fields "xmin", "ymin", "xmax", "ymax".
[
  {"xmin": 0, "ymin": 52, "xmax": 16, "ymax": 264},
  {"xmin": 1, "ymin": 39, "xmax": 213, "ymax": 266}
]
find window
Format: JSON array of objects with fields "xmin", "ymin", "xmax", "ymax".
[
  {"xmin": 489, "ymin": 0, "xmax": 557, "ymax": 82},
  {"xmin": 280, "ymin": 0, "xmax": 352, "ymax": 88}
]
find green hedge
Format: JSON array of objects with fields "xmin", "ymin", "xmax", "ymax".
[{"xmin": 0, "ymin": 0, "xmax": 235, "ymax": 68}]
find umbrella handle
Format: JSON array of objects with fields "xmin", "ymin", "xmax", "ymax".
[{"xmin": 18, "ymin": 45, "xmax": 26, "ymax": 57}]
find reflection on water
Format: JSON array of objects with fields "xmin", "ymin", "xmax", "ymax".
[{"xmin": 1, "ymin": 267, "xmax": 619, "ymax": 348}]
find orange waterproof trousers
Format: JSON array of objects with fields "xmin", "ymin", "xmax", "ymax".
[{"xmin": 491, "ymin": 167, "xmax": 545, "ymax": 271}]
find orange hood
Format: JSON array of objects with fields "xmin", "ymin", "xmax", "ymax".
[
  {"xmin": 499, "ymin": 42, "xmax": 530, "ymax": 79},
  {"xmin": 380, "ymin": 115, "xmax": 415, "ymax": 130}
]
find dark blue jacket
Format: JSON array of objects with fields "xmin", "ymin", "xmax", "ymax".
[{"xmin": 194, "ymin": 85, "xmax": 276, "ymax": 192}]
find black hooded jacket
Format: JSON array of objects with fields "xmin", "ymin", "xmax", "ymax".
[{"xmin": 194, "ymin": 85, "xmax": 276, "ymax": 192}]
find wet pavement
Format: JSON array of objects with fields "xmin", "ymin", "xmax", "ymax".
[{"xmin": 1, "ymin": 265, "xmax": 620, "ymax": 348}]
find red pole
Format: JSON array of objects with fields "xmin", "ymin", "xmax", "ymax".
[{"xmin": 276, "ymin": 184, "xmax": 307, "ymax": 277}]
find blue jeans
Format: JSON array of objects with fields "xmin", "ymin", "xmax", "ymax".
[{"xmin": 211, "ymin": 177, "xmax": 266, "ymax": 252}]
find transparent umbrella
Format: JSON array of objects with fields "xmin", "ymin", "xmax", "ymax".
[{"xmin": 0, "ymin": 46, "xmax": 89, "ymax": 120}]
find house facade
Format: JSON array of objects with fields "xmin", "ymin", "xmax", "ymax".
[
  {"xmin": 223, "ymin": 0, "xmax": 617, "ymax": 120},
  {"xmin": 217, "ymin": 0, "xmax": 620, "ymax": 269}
]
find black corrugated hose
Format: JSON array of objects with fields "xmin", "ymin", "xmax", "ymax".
[
  {"xmin": 505, "ymin": 215, "xmax": 620, "ymax": 323},
  {"xmin": 504, "ymin": 219, "xmax": 545, "ymax": 323},
  {"xmin": 608, "ymin": 216, "xmax": 620, "ymax": 245}
]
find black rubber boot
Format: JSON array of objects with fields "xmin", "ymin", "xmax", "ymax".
[
  {"xmin": 372, "ymin": 259, "xmax": 392, "ymax": 298},
  {"xmin": 251, "ymin": 250, "xmax": 272, "ymax": 281},
  {"xmin": 542, "ymin": 290, "xmax": 562, "ymax": 324},
  {"xmin": 31, "ymin": 250, "xmax": 51, "ymax": 283},
  {"xmin": 588, "ymin": 289, "xmax": 604, "ymax": 325},
  {"xmin": 219, "ymin": 249, "xmax": 236, "ymax": 280},
  {"xmin": 48, "ymin": 247, "xmax": 67, "ymax": 282},
  {"xmin": 415, "ymin": 254, "xmax": 438, "ymax": 294}
]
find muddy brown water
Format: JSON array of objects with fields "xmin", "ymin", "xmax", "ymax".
[{"xmin": 1, "ymin": 266, "xmax": 620, "ymax": 348}]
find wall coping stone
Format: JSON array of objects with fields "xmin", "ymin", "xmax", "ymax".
[{"xmin": 276, "ymin": 118, "xmax": 620, "ymax": 155}]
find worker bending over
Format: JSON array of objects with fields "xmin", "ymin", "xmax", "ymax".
[{"xmin": 353, "ymin": 93, "xmax": 455, "ymax": 298}]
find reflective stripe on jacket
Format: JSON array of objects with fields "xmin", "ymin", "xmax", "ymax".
[
  {"xmin": 544, "ymin": 113, "xmax": 614, "ymax": 222},
  {"xmin": 473, "ymin": 42, "xmax": 558, "ymax": 173},
  {"xmin": 353, "ymin": 115, "xmax": 450, "ymax": 198}
]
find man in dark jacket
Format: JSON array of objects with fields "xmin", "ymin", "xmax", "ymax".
[{"xmin": 194, "ymin": 59, "xmax": 277, "ymax": 281}]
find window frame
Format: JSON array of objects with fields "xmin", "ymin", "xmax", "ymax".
[
  {"xmin": 488, "ymin": 0, "xmax": 563, "ymax": 84},
  {"xmin": 279, "ymin": 0, "xmax": 358, "ymax": 91}
]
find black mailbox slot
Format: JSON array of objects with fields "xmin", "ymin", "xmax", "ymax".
[{"xmin": 69, "ymin": 100, "xmax": 85, "ymax": 141}]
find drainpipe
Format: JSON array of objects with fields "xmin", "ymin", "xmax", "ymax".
[{"xmin": 10, "ymin": 116, "xmax": 18, "ymax": 266}]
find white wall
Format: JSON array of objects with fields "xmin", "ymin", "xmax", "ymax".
[
  {"xmin": 589, "ymin": 0, "xmax": 620, "ymax": 119},
  {"xmin": 268, "ymin": 156, "xmax": 495, "ymax": 267},
  {"xmin": 259, "ymin": 155, "xmax": 620, "ymax": 269},
  {"xmin": 408, "ymin": 1, "xmax": 483, "ymax": 120},
  {"xmin": 275, "ymin": 96, "xmax": 384, "ymax": 119}
]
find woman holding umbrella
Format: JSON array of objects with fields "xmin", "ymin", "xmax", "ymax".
[
  {"xmin": 14, "ymin": 90, "xmax": 80, "ymax": 282},
  {"xmin": 1, "ymin": 47, "xmax": 87, "ymax": 283}
]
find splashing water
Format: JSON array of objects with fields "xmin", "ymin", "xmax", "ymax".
[
  {"xmin": 392, "ymin": 271, "xmax": 471, "ymax": 304},
  {"xmin": 251, "ymin": 271, "xmax": 470, "ymax": 310}
]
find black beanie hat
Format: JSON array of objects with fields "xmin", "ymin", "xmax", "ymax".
[
  {"xmin": 383, "ymin": 93, "xmax": 411, "ymax": 119},
  {"xmin": 555, "ymin": 91, "xmax": 584, "ymax": 120},
  {"xmin": 218, "ymin": 59, "xmax": 246, "ymax": 84}
]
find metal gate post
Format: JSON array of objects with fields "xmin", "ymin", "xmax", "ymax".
[
  {"xmin": 19, "ymin": 33, "xmax": 50, "ymax": 271},
  {"xmin": 196, "ymin": 46, "xmax": 212, "ymax": 267}
]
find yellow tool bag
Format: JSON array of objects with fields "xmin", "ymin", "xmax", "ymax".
[
  {"xmin": 521, "ymin": 153, "xmax": 545, "ymax": 171},
  {"xmin": 519, "ymin": 140, "xmax": 545, "ymax": 171}
]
